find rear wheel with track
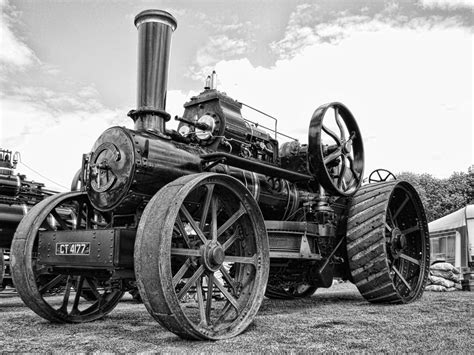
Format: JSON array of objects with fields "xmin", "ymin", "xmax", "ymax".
[{"xmin": 346, "ymin": 181, "xmax": 429, "ymax": 303}]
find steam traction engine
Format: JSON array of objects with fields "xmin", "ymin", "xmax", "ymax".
[
  {"xmin": 11, "ymin": 10, "xmax": 430, "ymax": 340},
  {"xmin": 0, "ymin": 149, "xmax": 54, "ymax": 290}
]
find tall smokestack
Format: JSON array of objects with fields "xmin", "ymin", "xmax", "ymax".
[{"xmin": 129, "ymin": 9, "xmax": 177, "ymax": 136}]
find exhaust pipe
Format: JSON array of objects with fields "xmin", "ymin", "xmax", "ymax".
[{"xmin": 128, "ymin": 9, "xmax": 177, "ymax": 136}]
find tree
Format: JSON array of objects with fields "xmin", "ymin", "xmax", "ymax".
[{"xmin": 397, "ymin": 171, "xmax": 473, "ymax": 222}]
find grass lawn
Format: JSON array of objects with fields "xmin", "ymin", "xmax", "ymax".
[{"xmin": 0, "ymin": 282, "xmax": 472, "ymax": 352}]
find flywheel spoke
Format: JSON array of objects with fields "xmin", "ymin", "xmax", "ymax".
[
  {"xmin": 322, "ymin": 125, "xmax": 341, "ymax": 145},
  {"xmin": 337, "ymin": 157, "xmax": 347, "ymax": 188},
  {"xmin": 347, "ymin": 156, "xmax": 360, "ymax": 183},
  {"xmin": 334, "ymin": 107, "xmax": 346, "ymax": 141},
  {"xmin": 323, "ymin": 147, "xmax": 343, "ymax": 165}
]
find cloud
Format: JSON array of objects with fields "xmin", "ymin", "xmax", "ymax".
[
  {"xmin": 0, "ymin": 0, "xmax": 38, "ymax": 70},
  {"xmin": 271, "ymin": 2, "xmax": 469, "ymax": 59},
  {"xmin": 190, "ymin": 34, "xmax": 250, "ymax": 80},
  {"xmin": 420, "ymin": 0, "xmax": 474, "ymax": 9},
  {"xmin": 208, "ymin": 19, "xmax": 472, "ymax": 178}
]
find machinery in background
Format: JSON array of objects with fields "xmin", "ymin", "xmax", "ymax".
[{"xmin": 0, "ymin": 149, "xmax": 56, "ymax": 290}]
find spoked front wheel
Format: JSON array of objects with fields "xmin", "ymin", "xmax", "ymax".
[
  {"xmin": 135, "ymin": 173, "xmax": 269, "ymax": 340},
  {"xmin": 11, "ymin": 192, "xmax": 123, "ymax": 322}
]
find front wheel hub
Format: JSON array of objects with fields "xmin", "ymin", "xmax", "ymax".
[{"xmin": 202, "ymin": 241, "xmax": 225, "ymax": 272}]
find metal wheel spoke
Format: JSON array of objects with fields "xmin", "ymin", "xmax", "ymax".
[
  {"xmin": 212, "ymin": 274, "xmax": 240, "ymax": 311},
  {"xmin": 38, "ymin": 274, "xmax": 67, "ymax": 295},
  {"xmin": 334, "ymin": 107, "xmax": 346, "ymax": 141},
  {"xmin": 84, "ymin": 278, "xmax": 100, "ymax": 300},
  {"xmin": 171, "ymin": 248, "xmax": 200, "ymax": 257},
  {"xmin": 377, "ymin": 170, "xmax": 383, "ymax": 181},
  {"xmin": 399, "ymin": 253, "xmax": 420, "ymax": 266},
  {"xmin": 224, "ymin": 254, "xmax": 256, "ymax": 265},
  {"xmin": 71, "ymin": 276, "xmax": 84, "ymax": 315},
  {"xmin": 322, "ymin": 125, "xmax": 341, "ymax": 145},
  {"xmin": 387, "ymin": 207, "xmax": 396, "ymax": 228},
  {"xmin": 59, "ymin": 276, "xmax": 74, "ymax": 313},
  {"xmin": 347, "ymin": 156, "xmax": 360, "ymax": 183},
  {"xmin": 393, "ymin": 195, "xmax": 409, "ymax": 221},
  {"xmin": 215, "ymin": 301, "xmax": 234, "ymax": 326},
  {"xmin": 217, "ymin": 205, "xmax": 246, "ymax": 238},
  {"xmin": 206, "ymin": 274, "xmax": 213, "ymax": 324},
  {"xmin": 175, "ymin": 216, "xmax": 191, "ymax": 247},
  {"xmin": 195, "ymin": 277, "xmax": 207, "ymax": 326},
  {"xmin": 220, "ymin": 266, "xmax": 237, "ymax": 294},
  {"xmin": 177, "ymin": 265, "xmax": 205, "ymax": 300},
  {"xmin": 172, "ymin": 258, "xmax": 192, "ymax": 287},
  {"xmin": 222, "ymin": 230, "xmax": 239, "ymax": 251},
  {"xmin": 180, "ymin": 205, "xmax": 207, "ymax": 243},
  {"xmin": 211, "ymin": 196, "xmax": 218, "ymax": 242},
  {"xmin": 85, "ymin": 278, "xmax": 106, "ymax": 308},
  {"xmin": 401, "ymin": 224, "xmax": 419, "ymax": 235},
  {"xmin": 392, "ymin": 265, "xmax": 412, "ymax": 291},
  {"xmin": 323, "ymin": 146, "xmax": 343, "ymax": 165},
  {"xmin": 337, "ymin": 157, "xmax": 347, "ymax": 188},
  {"xmin": 199, "ymin": 184, "xmax": 215, "ymax": 230}
]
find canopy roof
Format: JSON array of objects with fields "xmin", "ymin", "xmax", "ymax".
[{"xmin": 429, "ymin": 205, "xmax": 474, "ymax": 233}]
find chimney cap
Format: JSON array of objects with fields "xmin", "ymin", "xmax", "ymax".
[{"xmin": 134, "ymin": 9, "xmax": 177, "ymax": 31}]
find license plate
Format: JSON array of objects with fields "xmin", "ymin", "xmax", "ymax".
[{"xmin": 56, "ymin": 242, "xmax": 91, "ymax": 255}]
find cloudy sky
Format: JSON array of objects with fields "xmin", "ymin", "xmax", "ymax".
[{"xmin": 1, "ymin": 0, "xmax": 472, "ymax": 191}]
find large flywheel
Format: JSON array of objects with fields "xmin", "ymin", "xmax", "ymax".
[
  {"xmin": 134, "ymin": 173, "xmax": 269, "ymax": 340},
  {"xmin": 308, "ymin": 102, "xmax": 364, "ymax": 196},
  {"xmin": 346, "ymin": 181, "xmax": 430, "ymax": 303},
  {"xmin": 10, "ymin": 192, "xmax": 123, "ymax": 322}
]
